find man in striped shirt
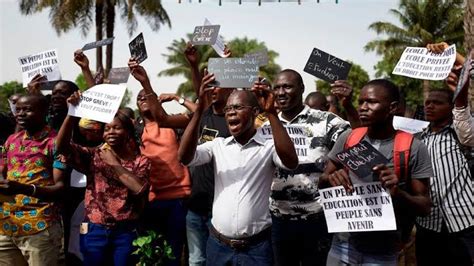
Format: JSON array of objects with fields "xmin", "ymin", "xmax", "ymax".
[{"xmin": 417, "ymin": 89, "xmax": 474, "ymax": 266}]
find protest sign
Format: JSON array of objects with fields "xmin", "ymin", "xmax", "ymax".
[
  {"xmin": 393, "ymin": 116, "xmax": 429, "ymax": 134},
  {"xmin": 107, "ymin": 67, "xmax": 130, "ymax": 84},
  {"xmin": 336, "ymin": 141, "xmax": 389, "ymax": 179},
  {"xmin": 392, "ymin": 45, "xmax": 457, "ymax": 80},
  {"xmin": 81, "ymin": 37, "xmax": 115, "ymax": 51},
  {"xmin": 68, "ymin": 84, "xmax": 126, "ymax": 124},
  {"xmin": 129, "ymin": 33, "xmax": 147, "ymax": 64},
  {"xmin": 208, "ymin": 57, "xmax": 259, "ymax": 88},
  {"xmin": 18, "ymin": 49, "xmax": 61, "ymax": 88},
  {"xmin": 320, "ymin": 182, "xmax": 397, "ymax": 233},
  {"xmin": 259, "ymin": 124, "xmax": 311, "ymax": 160},
  {"xmin": 453, "ymin": 55, "xmax": 472, "ymax": 101},
  {"xmin": 304, "ymin": 48, "xmax": 352, "ymax": 83},
  {"xmin": 244, "ymin": 49, "xmax": 269, "ymax": 67},
  {"xmin": 8, "ymin": 99, "xmax": 15, "ymax": 114},
  {"xmin": 191, "ymin": 25, "xmax": 221, "ymax": 45},
  {"xmin": 205, "ymin": 18, "xmax": 226, "ymax": 57}
]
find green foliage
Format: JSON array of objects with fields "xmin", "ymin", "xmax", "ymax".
[
  {"xmin": 120, "ymin": 89, "xmax": 132, "ymax": 108},
  {"xmin": 365, "ymin": 0, "xmax": 464, "ymax": 107},
  {"xmin": 0, "ymin": 81, "xmax": 24, "ymax": 113},
  {"xmin": 315, "ymin": 62, "xmax": 370, "ymax": 107},
  {"xmin": 159, "ymin": 35, "xmax": 281, "ymax": 99},
  {"xmin": 132, "ymin": 230, "xmax": 174, "ymax": 266},
  {"xmin": 75, "ymin": 73, "xmax": 88, "ymax": 92}
]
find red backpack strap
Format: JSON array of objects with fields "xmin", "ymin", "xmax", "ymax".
[
  {"xmin": 344, "ymin": 127, "xmax": 368, "ymax": 149},
  {"xmin": 393, "ymin": 130, "xmax": 414, "ymax": 184}
]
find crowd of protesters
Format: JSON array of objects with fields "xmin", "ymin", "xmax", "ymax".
[{"xmin": 0, "ymin": 41, "xmax": 472, "ymax": 266}]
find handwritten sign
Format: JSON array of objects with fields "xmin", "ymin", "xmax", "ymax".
[
  {"xmin": 18, "ymin": 49, "xmax": 61, "ymax": 88},
  {"xmin": 129, "ymin": 33, "xmax": 147, "ymax": 64},
  {"xmin": 320, "ymin": 182, "xmax": 397, "ymax": 232},
  {"xmin": 82, "ymin": 37, "xmax": 115, "ymax": 51},
  {"xmin": 68, "ymin": 84, "xmax": 126, "ymax": 124},
  {"xmin": 336, "ymin": 141, "xmax": 389, "ymax": 178},
  {"xmin": 208, "ymin": 58, "xmax": 259, "ymax": 88},
  {"xmin": 244, "ymin": 49, "xmax": 269, "ymax": 67},
  {"xmin": 8, "ymin": 99, "xmax": 15, "ymax": 114},
  {"xmin": 304, "ymin": 48, "xmax": 352, "ymax": 82},
  {"xmin": 393, "ymin": 116, "xmax": 429, "ymax": 134},
  {"xmin": 453, "ymin": 55, "xmax": 472, "ymax": 101},
  {"xmin": 392, "ymin": 45, "xmax": 457, "ymax": 80},
  {"xmin": 192, "ymin": 25, "xmax": 220, "ymax": 45},
  {"xmin": 205, "ymin": 18, "xmax": 226, "ymax": 57},
  {"xmin": 107, "ymin": 67, "xmax": 130, "ymax": 84}
]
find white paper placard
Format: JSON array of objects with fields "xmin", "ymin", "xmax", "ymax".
[
  {"xmin": 393, "ymin": 116, "xmax": 430, "ymax": 134},
  {"xmin": 320, "ymin": 182, "xmax": 397, "ymax": 233},
  {"xmin": 18, "ymin": 49, "xmax": 61, "ymax": 88},
  {"xmin": 392, "ymin": 45, "xmax": 456, "ymax": 80},
  {"xmin": 68, "ymin": 84, "xmax": 126, "ymax": 124}
]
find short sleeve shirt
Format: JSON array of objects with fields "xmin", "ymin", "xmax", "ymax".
[{"xmin": 0, "ymin": 126, "xmax": 66, "ymax": 236}]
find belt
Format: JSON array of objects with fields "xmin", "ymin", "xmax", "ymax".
[{"xmin": 209, "ymin": 225, "xmax": 270, "ymax": 250}]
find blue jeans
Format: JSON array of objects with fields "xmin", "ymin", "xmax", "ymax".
[
  {"xmin": 186, "ymin": 210, "xmax": 211, "ymax": 266},
  {"xmin": 80, "ymin": 222, "xmax": 137, "ymax": 266},
  {"xmin": 271, "ymin": 214, "xmax": 331, "ymax": 266},
  {"xmin": 206, "ymin": 230, "xmax": 273, "ymax": 266},
  {"xmin": 141, "ymin": 199, "xmax": 187, "ymax": 266}
]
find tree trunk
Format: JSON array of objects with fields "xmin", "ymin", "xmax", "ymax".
[
  {"xmin": 422, "ymin": 79, "xmax": 430, "ymax": 101},
  {"xmin": 95, "ymin": 0, "xmax": 104, "ymax": 72},
  {"xmin": 105, "ymin": 0, "xmax": 115, "ymax": 77},
  {"xmin": 464, "ymin": 0, "xmax": 474, "ymax": 108}
]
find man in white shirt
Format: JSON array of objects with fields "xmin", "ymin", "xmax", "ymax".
[{"xmin": 179, "ymin": 72, "xmax": 298, "ymax": 266}]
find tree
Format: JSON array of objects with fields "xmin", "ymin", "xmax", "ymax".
[
  {"xmin": 464, "ymin": 0, "xmax": 474, "ymax": 108},
  {"xmin": 315, "ymin": 62, "xmax": 369, "ymax": 107},
  {"xmin": 159, "ymin": 35, "xmax": 281, "ymax": 99},
  {"xmin": 365, "ymin": 0, "xmax": 464, "ymax": 100},
  {"xmin": 0, "ymin": 81, "xmax": 24, "ymax": 113},
  {"xmin": 19, "ymin": 0, "xmax": 171, "ymax": 76}
]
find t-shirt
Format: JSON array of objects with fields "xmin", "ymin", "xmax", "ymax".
[
  {"xmin": 328, "ymin": 129, "xmax": 433, "ymax": 254},
  {"xmin": 187, "ymin": 108, "xmax": 230, "ymax": 215},
  {"xmin": 260, "ymin": 106, "xmax": 350, "ymax": 220},
  {"xmin": 0, "ymin": 126, "xmax": 66, "ymax": 236},
  {"xmin": 141, "ymin": 121, "xmax": 191, "ymax": 201}
]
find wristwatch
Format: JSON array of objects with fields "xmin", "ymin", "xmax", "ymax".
[{"xmin": 178, "ymin": 97, "xmax": 185, "ymax": 105}]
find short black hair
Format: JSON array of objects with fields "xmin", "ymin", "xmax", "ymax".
[
  {"xmin": 229, "ymin": 90, "xmax": 260, "ymax": 109},
  {"xmin": 305, "ymin": 91, "xmax": 327, "ymax": 103},
  {"xmin": 364, "ymin": 79, "xmax": 400, "ymax": 103},
  {"xmin": 55, "ymin": 80, "xmax": 79, "ymax": 94},
  {"xmin": 20, "ymin": 94, "xmax": 49, "ymax": 114},
  {"xmin": 429, "ymin": 88, "xmax": 454, "ymax": 103},
  {"xmin": 279, "ymin": 69, "xmax": 305, "ymax": 89},
  {"xmin": 120, "ymin": 107, "xmax": 135, "ymax": 120}
]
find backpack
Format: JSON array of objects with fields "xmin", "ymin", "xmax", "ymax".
[{"xmin": 345, "ymin": 127, "xmax": 415, "ymax": 243}]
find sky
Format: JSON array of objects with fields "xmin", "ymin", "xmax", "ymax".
[{"xmin": 0, "ymin": 0, "xmax": 399, "ymax": 113}]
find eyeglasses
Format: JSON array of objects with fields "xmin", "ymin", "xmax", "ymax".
[{"xmin": 223, "ymin": 104, "xmax": 253, "ymax": 113}]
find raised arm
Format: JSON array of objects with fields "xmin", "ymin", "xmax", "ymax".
[
  {"xmin": 252, "ymin": 80, "xmax": 298, "ymax": 169},
  {"xmin": 179, "ymin": 72, "xmax": 215, "ymax": 164},
  {"xmin": 184, "ymin": 42, "xmax": 202, "ymax": 96},
  {"xmin": 159, "ymin": 93, "xmax": 197, "ymax": 113},
  {"xmin": 331, "ymin": 80, "xmax": 360, "ymax": 128},
  {"xmin": 128, "ymin": 58, "xmax": 190, "ymax": 128},
  {"xmin": 74, "ymin": 50, "xmax": 95, "ymax": 89}
]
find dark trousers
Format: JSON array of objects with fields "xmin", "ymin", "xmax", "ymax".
[
  {"xmin": 80, "ymin": 222, "xmax": 137, "ymax": 266},
  {"xmin": 206, "ymin": 231, "xmax": 273, "ymax": 266},
  {"xmin": 141, "ymin": 199, "xmax": 188, "ymax": 266},
  {"xmin": 271, "ymin": 214, "xmax": 331, "ymax": 266},
  {"xmin": 416, "ymin": 224, "xmax": 473, "ymax": 266}
]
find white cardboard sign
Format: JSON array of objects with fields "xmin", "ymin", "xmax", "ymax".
[
  {"xmin": 320, "ymin": 182, "xmax": 397, "ymax": 233},
  {"xmin": 68, "ymin": 84, "xmax": 126, "ymax": 124},
  {"xmin": 18, "ymin": 49, "xmax": 61, "ymax": 88},
  {"xmin": 392, "ymin": 45, "xmax": 456, "ymax": 80},
  {"xmin": 393, "ymin": 116, "xmax": 430, "ymax": 134}
]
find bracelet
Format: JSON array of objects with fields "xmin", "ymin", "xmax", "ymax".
[{"xmin": 30, "ymin": 184, "xmax": 37, "ymax": 196}]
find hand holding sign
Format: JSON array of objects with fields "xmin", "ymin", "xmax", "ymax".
[
  {"xmin": 27, "ymin": 74, "xmax": 47, "ymax": 94},
  {"xmin": 73, "ymin": 50, "xmax": 90, "ymax": 70},
  {"xmin": 328, "ymin": 168, "xmax": 353, "ymax": 193},
  {"xmin": 373, "ymin": 164, "xmax": 399, "ymax": 196},
  {"xmin": 330, "ymin": 80, "xmax": 353, "ymax": 106},
  {"xmin": 197, "ymin": 70, "xmax": 215, "ymax": 111},
  {"xmin": 128, "ymin": 58, "xmax": 150, "ymax": 85},
  {"xmin": 184, "ymin": 42, "xmax": 199, "ymax": 66}
]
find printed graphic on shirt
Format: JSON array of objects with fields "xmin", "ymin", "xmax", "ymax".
[
  {"xmin": 199, "ymin": 127, "xmax": 219, "ymax": 144},
  {"xmin": 259, "ymin": 108, "xmax": 349, "ymax": 220}
]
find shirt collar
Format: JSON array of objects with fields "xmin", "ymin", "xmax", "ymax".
[
  {"xmin": 422, "ymin": 122, "xmax": 454, "ymax": 136},
  {"xmin": 223, "ymin": 130, "xmax": 266, "ymax": 146},
  {"xmin": 23, "ymin": 125, "xmax": 52, "ymax": 140},
  {"xmin": 278, "ymin": 105, "xmax": 311, "ymax": 124}
]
